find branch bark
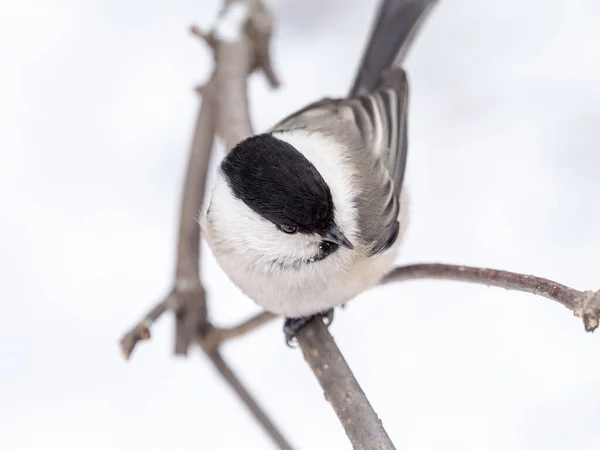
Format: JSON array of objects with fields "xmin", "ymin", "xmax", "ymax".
[
  {"xmin": 296, "ymin": 319, "xmax": 396, "ymax": 450},
  {"xmin": 173, "ymin": 82, "xmax": 215, "ymax": 354},
  {"xmin": 382, "ymin": 263, "xmax": 600, "ymax": 332},
  {"xmin": 207, "ymin": 350, "xmax": 293, "ymax": 450},
  {"xmin": 201, "ymin": 311, "xmax": 277, "ymax": 352},
  {"xmin": 120, "ymin": 2, "xmax": 292, "ymax": 448}
]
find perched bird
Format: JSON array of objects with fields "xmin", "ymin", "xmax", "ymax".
[{"xmin": 201, "ymin": 0, "xmax": 435, "ymax": 343}]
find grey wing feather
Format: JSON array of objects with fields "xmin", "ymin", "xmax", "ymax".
[
  {"xmin": 271, "ymin": 68, "xmax": 409, "ymax": 255},
  {"xmin": 348, "ymin": 68, "xmax": 409, "ymax": 255}
]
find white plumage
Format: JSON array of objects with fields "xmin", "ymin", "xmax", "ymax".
[{"xmin": 202, "ymin": 128, "xmax": 406, "ymax": 317}]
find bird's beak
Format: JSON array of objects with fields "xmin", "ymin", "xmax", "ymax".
[{"xmin": 325, "ymin": 226, "xmax": 354, "ymax": 250}]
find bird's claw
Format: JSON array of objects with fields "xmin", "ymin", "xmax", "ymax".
[
  {"xmin": 321, "ymin": 308, "xmax": 334, "ymax": 326},
  {"xmin": 283, "ymin": 317, "xmax": 309, "ymax": 348},
  {"xmin": 283, "ymin": 308, "xmax": 334, "ymax": 347}
]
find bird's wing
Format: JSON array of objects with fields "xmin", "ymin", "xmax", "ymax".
[{"xmin": 270, "ymin": 67, "xmax": 409, "ymax": 255}]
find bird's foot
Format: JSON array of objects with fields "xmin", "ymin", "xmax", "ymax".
[{"xmin": 283, "ymin": 308, "xmax": 334, "ymax": 347}]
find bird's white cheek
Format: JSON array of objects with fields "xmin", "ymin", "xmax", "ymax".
[
  {"xmin": 247, "ymin": 234, "xmax": 319, "ymax": 264},
  {"xmin": 203, "ymin": 176, "xmax": 325, "ymax": 272},
  {"xmin": 205, "ymin": 207, "xmax": 317, "ymax": 267}
]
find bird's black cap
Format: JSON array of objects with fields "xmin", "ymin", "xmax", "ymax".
[{"xmin": 221, "ymin": 133, "xmax": 334, "ymax": 233}]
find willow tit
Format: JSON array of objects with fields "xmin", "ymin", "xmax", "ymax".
[{"xmin": 202, "ymin": 0, "xmax": 432, "ymax": 342}]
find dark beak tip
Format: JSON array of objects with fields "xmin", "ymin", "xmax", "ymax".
[{"xmin": 327, "ymin": 226, "xmax": 354, "ymax": 250}]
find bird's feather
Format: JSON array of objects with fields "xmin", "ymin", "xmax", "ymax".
[{"xmin": 269, "ymin": 67, "xmax": 409, "ymax": 255}]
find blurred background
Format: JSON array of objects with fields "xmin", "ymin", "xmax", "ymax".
[{"xmin": 1, "ymin": 0, "xmax": 600, "ymax": 448}]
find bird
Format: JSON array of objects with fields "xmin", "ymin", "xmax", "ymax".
[{"xmin": 201, "ymin": 0, "xmax": 434, "ymax": 344}]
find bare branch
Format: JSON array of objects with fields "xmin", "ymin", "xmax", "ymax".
[
  {"xmin": 120, "ymin": 291, "xmax": 174, "ymax": 360},
  {"xmin": 174, "ymin": 88, "xmax": 215, "ymax": 289},
  {"xmin": 580, "ymin": 290, "xmax": 600, "ymax": 332},
  {"xmin": 190, "ymin": 24, "xmax": 216, "ymax": 48},
  {"xmin": 202, "ymin": 311, "xmax": 277, "ymax": 351},
  {"xmin": 381, "ymin": 263, "xmax": 600, "ymax": 332},
  {"xmin": 296, "ymin": 319, "xmax": 396, "ymax": 450},
  {"xmin": 173, "ymin": 80, "xmax": 216, "ymax": 355},
  {"xmin": 120, "ymin": 80, "xmax": 216, "ymax": 359},
  {"xmin": 246, "ymin": 0, "xmax": 281, "ymax": 88},
  {"xmin": 121, "ymin": 2, "xmax": 292, "ymax": 446},
  {"xmin": 206, "ymin": 350, "xmax": 294, "ymax": 450},
  {"xmin": 120, "ymin": 91, "xmax": 213, "ymax": 359}
]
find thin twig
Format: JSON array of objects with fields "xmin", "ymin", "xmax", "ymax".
[
  {"xmin": 120, "ymin": 87, "xmax": 213, "ymax": 358},
  {"xmin": 202, "ymin": 311, "xmax": 277, "ymax": 351},
  {"xmin": 382, "ymin": 263, "xmax": 600, "ymax": 331},
  {"xmin": 120, "ymin": 83, "xmax": 216, "ymax": 359},
  {"xmin": 206, "ymin": 350, "xmax": 294, "ymax": 450},
  {"xmin": 120, "ymin": 291, "xmax": 174, "ymax": 360},
  {"xmin": 190, "ymin": 24, "xmax": 216, "ymax": 48},
  {"xmin": 296, "ymin": 318, "xmax": 396, "ymax": 450}
]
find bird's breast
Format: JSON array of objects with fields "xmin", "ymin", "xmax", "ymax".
[{"xmin": 218, "ymin": 244, "xmax": 399, "ymax": 317}]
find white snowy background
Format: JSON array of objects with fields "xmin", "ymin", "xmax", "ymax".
[{"xmin": 1, "ymin": 0, "xmax": 599, "ymax": 449}]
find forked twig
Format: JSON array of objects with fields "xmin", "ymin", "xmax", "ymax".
[{"xmin": 120, "ymin": 2, "xmax": 291, "ymax": 448}]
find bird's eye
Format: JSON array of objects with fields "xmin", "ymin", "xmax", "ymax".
[{"xmin": 279, "ymin": 224, "xmax": 298, "ymax": 234}]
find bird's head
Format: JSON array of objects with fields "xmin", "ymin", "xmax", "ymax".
[{"xmin": 201, "ymin": 134, "xmax": 354, "ymax": 272}]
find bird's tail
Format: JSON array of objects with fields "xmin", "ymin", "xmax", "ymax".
[{"xmin": 349, "ymin": 0, "xmax": 438, "ymax": 97}]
